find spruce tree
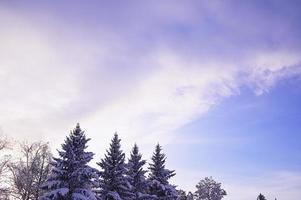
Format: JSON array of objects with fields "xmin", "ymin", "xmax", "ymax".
[
  {"xmin": 97, "ymin": 133, "xmax": 133, "ymax": 200},
  {"xmin": 40, "ymin": 123, "xmax": 98, "ymax": 200},
  {"xmin": 257, "ymin": 194, "xmax": 267, "ymax": 200},
  {"xmin": 126, "ymin": 144, "xmax": 148, "ymax": 200},
  {"xmin": 176, "ymin": 190, "xmax": 187, "ymax": 200},
  {"xmin": 186, "ymin": 192, "xmax": 194, "ymax": 200},
  {"xmin": 148, "ymin": 144, "xmax": 178, "ymax": 200}
]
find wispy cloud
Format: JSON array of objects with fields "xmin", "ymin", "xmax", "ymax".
[
  {"xmin": 0, "ymin": 1, "xmax": 301, "ymax": 199},
  {"xmin": 0, "ymin": 1, "xmax": 301, "ymax": 148}
]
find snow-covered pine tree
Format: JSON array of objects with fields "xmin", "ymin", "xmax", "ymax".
[
  {"xmin": 97, "ymin": 133, "xmax": 133, "ymax": 200},
  {"xmin": 176, "ymin": 190, "xmax": 187, "ymax": 200},
  {"xmin": 147, "ymin": 144, "xmax": 178, "ymax": 200},
  {"xmin": 126, "ymin": 144, "xmax": 149, "ymax": 200},
  {"xmin": 40, "ymin": 123, "xmax": 98, "ymax": 200},
  {"xmin": 186, "ymin": 192, "xmax": 194, "ymax": 200},
  {"xmin": 257, "ymin": 194, "xmax": 267, "ymax": 200}
]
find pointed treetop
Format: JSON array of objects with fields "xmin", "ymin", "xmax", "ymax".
[
  {"xmin": 156, "ymin": 143, "xmax": 161, "ymax": 151},
  {"xmin": 128, "ymin": 143, "xmax": 144, "ymax": 165},
  {"xmin": 149, "ymin": 143, "xmax": 175, "ymax": 185},
  {"xmin": 148, "ymin": 143, "xmax": 178, "ymax": 200},
  {"xmin": 97, "ymin": 133, "xmax": 131, "ymax": 200},
  {"xmin": 69, "ymin": 123, "xmax": 84, "ymax": 137},
  {"xmin": 40, "ymin": 123, "xmax": 98, "ymax": 200},
  {"xmin": 257, "ymin": 193, "xmax": 267, "ymax": 200},
  {"xmin": 132, "ymin": 143, "xmax": 139, "ymax": 154},
  {"xmin": 153, "ymin": 143, "xmax": 166, "ymax": 163},
  {"xmin": 113, "ymin": 132, "xmax": 119, "ymax": 140},
  {"xmin": 126, "ymin": 143, "xmax": 148, "ymax": 199},
  {"xmin": 110, "ymin": 132, "xmax": 121, "ymax": 150}
]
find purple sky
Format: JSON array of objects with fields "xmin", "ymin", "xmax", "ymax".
[{"xmin": 0, "ymin": 1, "xmax": 301, "ymax": 199}]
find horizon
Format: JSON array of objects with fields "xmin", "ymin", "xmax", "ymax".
[{"xmin": 1, "ymin": 1, "xmax": 301, "ymax": 199}]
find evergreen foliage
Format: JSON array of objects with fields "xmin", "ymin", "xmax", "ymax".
[
  {"xmin": 148, "ymin": 144, "xmax": 175, "ymax": 185},
  {"xmin": 176, "ymin": 190, "xmax": 187, "ymax": 200},
  {"xmin": 126, "ymin": 144, "xmax": 149, "ymax": 200},
  {"xmin": 148, "ymin": 144, "xmax": 178, "ymax": 200},
  {"xmin": 97, "ymin": 133, "xmax": 133, "ymax": 200},
  {"xmin": 257, "ymin": 194, "xmax": 267, "ymax": 200},
  {"xmin": 186, "ymin": 192, "xmax": 194, "ymax": 200},
  {"xmin": 40, "ymin": 123, "xmax": 98, "ymax": 200}
]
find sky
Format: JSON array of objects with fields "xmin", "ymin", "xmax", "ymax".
[{"xmin": 0, "ymin": 0, "xmax": 301, "ymax": 199}]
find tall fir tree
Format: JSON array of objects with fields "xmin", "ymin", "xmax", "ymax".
[
  {"xmin": 40, "ymin": 123, "xmax": 98, "ymax": 200},
  {"xmin": 147, "ymin": 144, "xmax": 178, "ymax": 200},
  {"xmin": 97, "ymin": 133, "xmax": 133, "ymax": 200},
  {"xmin": 126, "ymin": 144, "xmax": 149, "ymax": 200}
]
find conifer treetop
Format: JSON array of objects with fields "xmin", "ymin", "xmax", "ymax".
[
  {"xmin": 148, "ymin": 143, "xmax": 175, "ymax": 185},
  {"xmin": 127, "ymin": 143, "xmax": 148, "ymax": 198},
  {"xmin": 40, "ymin": 123, "xmax": 98, "ymax": 200},
  {"xmin": 97, "ymin": 133, "xmax": 133, "ymax": 200},
  {"xmin": 257, "ymin": 193, "xmax": 267, "ymax": 200},
  {"xmin": 58, "ymin": 123, "xmax": 93, "ymax": 165}
]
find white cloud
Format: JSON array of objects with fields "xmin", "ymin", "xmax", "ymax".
[
  {"xmin": 84, "ymin": 48, "xmax": 301, "ymax": 144},
  {"xmin": 1, "ymin": 3, "xmax": 301, "ymax": 199},
  {"xmin": 0, "ymin": 8, "xmax": 300, "ymax": 153},
  {"xmin": 244, "ymin": 50, "xmax": 301, "ymax": 95},
  {"xmin": 0, "ymin": 10, "xmax": 81, "ymax": 140}
]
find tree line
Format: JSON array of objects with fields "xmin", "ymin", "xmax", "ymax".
[{"xmin": 0, "ymin": 124, "xmax": 272, "ymax": 200}]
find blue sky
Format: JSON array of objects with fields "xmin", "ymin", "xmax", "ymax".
[
  {"xmin": 169, "ymin": 77, "xmax": 301, "ymax": 198},
  {"xmin": 175, "ymin": 77, "xmax": 301, "ymax": 172},
  {"xmin": 0, "ymin": 1, "xmax": 301, "ymax": 199}
]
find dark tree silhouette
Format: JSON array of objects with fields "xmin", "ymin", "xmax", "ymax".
[{"xmin": 257, "ymin": 193, "xmax": 267, "ymax": 200}]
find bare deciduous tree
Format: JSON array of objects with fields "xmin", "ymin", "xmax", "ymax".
[
  {"xmin": 9, "ymin": 142, "xmax": 52, "ymax": 200},
  {"xmin": 0, "ymin": 136, "xmax": 11, "ymax": 200},
  {"xmin": 194, "ymin": 177, "xmax": 226, "ymax": 200}
]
